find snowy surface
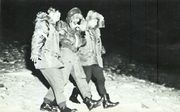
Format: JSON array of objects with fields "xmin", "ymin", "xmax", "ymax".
[{"xmin": 0, "ymin": 69, "xmax": 180, "ymax": 112}]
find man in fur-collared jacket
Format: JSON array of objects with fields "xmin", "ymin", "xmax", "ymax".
[
  {"xmin": 69, "ymin": 10, "xmax": 119, "ymax": 109},
  {"xmin": 31, "ymin": 8, "xmax": 78, "ymax": 112},
  {"xmin": 31, "ymin": 10, "xmax": 63, "ymax": 69},
  {"xmin": 57, "ymin": 7, "xmax": 100, "ymax": 111}
]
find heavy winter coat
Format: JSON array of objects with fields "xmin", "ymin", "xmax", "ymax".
[
  {"xmin": 31, "ymin": 20, "xmax": 63, "ymax": 69},
  {"xmin": 57, "ymin": 21, "xmax": 86, "ymax": 52},
  {"xmin": 78, "ymin": 28, "xmax": 104, "ymax": 68}
]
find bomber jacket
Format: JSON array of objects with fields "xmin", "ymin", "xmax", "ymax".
[{"xmin": 57, "ymin": 21, "xmax": 86, "ymax": 52}]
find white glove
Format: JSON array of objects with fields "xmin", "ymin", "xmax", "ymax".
[{"xmin": 30, "ymin": 54, "xmax": 39, "ymax": 63}]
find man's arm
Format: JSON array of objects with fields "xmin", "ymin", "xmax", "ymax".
[{"xmin": 31, "ymin": 21, "xmax": 48, "ymax": 62}]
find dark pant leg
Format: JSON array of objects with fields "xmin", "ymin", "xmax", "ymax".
[
  {"xmin": 69, "ymin": 65, "xmax": 92, "ymax": 86},
  {"xmin": 83, "ymin": 66, "xmax": 93, "ymax": 83},
  {"xmin": 92, "ymin": 64, "xmax": 107, "ymax": 96},
  {"xmin": 69, "ymin": 66, "xmax": 93, "ymax": 99}
]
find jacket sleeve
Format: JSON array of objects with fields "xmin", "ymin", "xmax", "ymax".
[
  {"xmin": 31, "ymin": 21, "xmax": 48, "ymax": 57},
  {"xmin": 95, "ymin": 29, "xmax": 105, "ymax": 55},
  {"xmin": 57, "ymin": 21, "xmax": 69, "ymax": 40}
]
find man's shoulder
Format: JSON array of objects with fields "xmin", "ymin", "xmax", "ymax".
[
  {"xmin": 57, "ymin": 20, "xmax": 68, "ymax": 28},
  {"xmin": 35, "ymin": 20, "xmax": 48, "ymax": 29}
]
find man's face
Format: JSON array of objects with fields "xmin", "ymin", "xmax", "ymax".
[
  {"xmin": 69, "ymin": 13, "xmax": 84, "ymax": 30},
  {"xmin": 71, "ymin": 13, "xmax": 83, "ymax": 23},
  {"xmin": 48, "ymin": 10, "xmax": 60, "ymax": 23},
  {"xmin": 88, "ymin": 18, "xmax": 98, "ymax": 29}
]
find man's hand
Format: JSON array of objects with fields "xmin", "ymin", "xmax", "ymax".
[
  {"xmin": 79, "ymin": 20, "xmax": 87, "ymax": 31},
  {"xmin": 30, "ymin": 55, "xmax": 39, "ymax": 63}
]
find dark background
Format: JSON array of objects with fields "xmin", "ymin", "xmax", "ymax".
[{"xmin": 1, "ymin": 0, "xmax": 180, "ymax": 88}]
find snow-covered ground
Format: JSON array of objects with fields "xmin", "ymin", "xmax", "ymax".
[{"xmin": 0, "ymin": 69, "xmax": 180, "ymax": 112}]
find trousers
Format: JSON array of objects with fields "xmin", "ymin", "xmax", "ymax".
[
  {"xmin": 83, "ymin": 64, "xmax": 107, "ymax": 96},
  {"xmin": 40, "ymin": 68, "xmax": 66, "ymax": 108},
  {"xmin": 43, "ymin": 48, "xmax": 92, "ymax": 106}
]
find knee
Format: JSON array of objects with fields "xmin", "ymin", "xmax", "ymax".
[{"xmin": 97, "ymin": 76, "xmax": 105, "ymax": 84}]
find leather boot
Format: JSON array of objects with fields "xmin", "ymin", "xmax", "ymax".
[
  {"xmin": 83, "ymin": 97, "xmax": 101, "ymax": 110},
  {"xmin": 102, "ymin": 94, "xmax": 119, "ymax": 109},
  {"xmin": 69, "ymin": 87, "xmax": 80, "ymax": 104},
  {"xmin": 59, "ymin": 106, "xmax": 77, "ymax": 112}
]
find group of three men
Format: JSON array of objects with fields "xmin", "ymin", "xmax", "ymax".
[{"xmin": 31, "ymin": 7, "xmax": 119, "ymax": 112}]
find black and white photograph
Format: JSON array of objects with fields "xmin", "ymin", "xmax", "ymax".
[{"xmin": 0, "ymin": 0, "xmax": 180, "ymax": 112}]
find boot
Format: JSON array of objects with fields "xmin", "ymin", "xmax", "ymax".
[
  {"xmin": 40, "ymin": 102, "xmax": 58, "ymax": 112},
  {"xmin": 59, "ymin": 106, "xmax": 77, "ymax": 112},
  {"xmin": 102, "ymin": 94, "xmax": 119, "ymax": 109},
  {"xmin": 69, "ymin": 88, "xmax": 80, "ymax": 104},
  {"xmin": 83, "ymin": 97, "xmax": 101, "ymax": 110}
]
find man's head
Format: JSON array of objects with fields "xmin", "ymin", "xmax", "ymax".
[
  {"xmin": 66, "ymin": 7, "xmax": 84, "ymax": 30},
  {"xmin": 86, "ymin": 10, "xmax": 105, "ymax": 29},
  {"xmin": 35, "ymin": 11, "xmax": 48, "ymax": 22},
  {"xmin": 47, "ymin": 7, "xmax": 61, "ymax": 23}
]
